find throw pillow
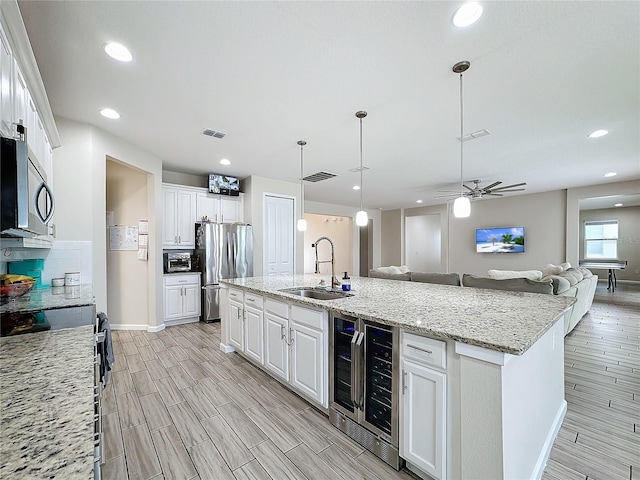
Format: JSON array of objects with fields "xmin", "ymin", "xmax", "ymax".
[
  {"xmin": 557, "ymin": 270, "xmax": 580, "ymax": 286},
  {"xmin": 368, "ymin": 270, "xmax": 411, "ymax": 281},
  {"xmin": 560, "ymin": 262, "xmax": 572, "ymax": 271},
  {"xmin": 541, "ymin": 274, "xmax": 571, "ymax": 294},
  {"xmin": 565, "ymin": 268, "xmax": 584, "ymax": 282},
  {"xmin": 487, "ymin": 269, "xmax": 543, "ymax": 281},
  {"xmin": 577, "ymin": 267, "xmax": 593, "ymax": 278},
  {"xmin": 411, "ymin": 272, "xmax": 461, "ymax": 286},
  {"xmin": 462, "ymin": 274, "xmax": 553, "ymax": 294},
  {"xmin": 542, "ymin": 263, "xmax": 563, "ymax": 276}
]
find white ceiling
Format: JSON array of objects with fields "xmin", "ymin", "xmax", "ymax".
[
  {"xmin": 18, "ymin": 1, "xmax": 640, "ymax": 211},
  {"xmin": 579, "ymin": 193, "xmax": 640, "ymax": 211}
]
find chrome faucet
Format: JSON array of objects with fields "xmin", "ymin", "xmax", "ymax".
[{"xmin": 312, "ymin": 236, "xmax": 340, "ymax": 288}]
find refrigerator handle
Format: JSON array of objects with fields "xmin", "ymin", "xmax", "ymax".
[
  {"xmin": 356, "ymin": 332, "xmax": 365, "ymax": 410},
  {"xmin": 350, "ymin": 330, "xmax": 359, "ymax": 408}
]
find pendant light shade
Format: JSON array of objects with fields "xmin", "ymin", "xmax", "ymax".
[
  {"xmin": 355, "ymin": 111, "xmax": 368, "ymax": 227},
  {"xmin": 297, "ymin": 140, "xmax": 307, "ymax": 231},
  {"xmin": 453, "ymin": 61, "xmax": 471, "ymax": 218}
]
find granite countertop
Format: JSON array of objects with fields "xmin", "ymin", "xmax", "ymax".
[
  {"xmin": 0, "ymin": 284, "xmax": 94, "ymax": 315},
  {"xmin": 0, "ymin": 325, "xmax": 94, "ymax": 479},
  {"xmin": 221, "ymin": 275, "xmax": 575, "ymax": 355}
]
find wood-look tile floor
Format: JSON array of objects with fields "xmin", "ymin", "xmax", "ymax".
[
  {"xmin": 102, "ymin": 322, "xmax": 416, "ymax": 480},
  {"xmin": 103, "ymin": 281, "xmax": 639, "ymax": 480}
]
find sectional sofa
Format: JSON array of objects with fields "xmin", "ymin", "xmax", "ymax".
[{"xmin": 369, "ymin": 264, "xmax": 598, "ymax": 335}]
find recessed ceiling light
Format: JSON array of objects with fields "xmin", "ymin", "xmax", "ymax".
[
  {"xmin": 604, "ymin": 172, "xmax": 617, "ymax": 177},
  {"xmin": 453, "ymin": 2, "xmax": 483, "ymax": 27},
  {"xmin": 588, "ymin": 129, "xmax": 608, "ymax": 138},
  {"xmin": 352, "ymin": 185, "xmax": 360, "ymax": 190},
  {"xmin": 416, "ymin": 200, "xmax": 423, "ymax": 204},
  {"xmin": 614, "ymin": 203, "xmax": 623, "ymax": 207},
  {"xmin": 220, "ymin": 159, "xmax": 231, "ymax": 165},
  {"xmin": 100, "ymin": 108, "xmax": 120, "ymax": 119},
  {"xmin": 104, "ymin": 42, "xmax": 133, "ymax": 62}
]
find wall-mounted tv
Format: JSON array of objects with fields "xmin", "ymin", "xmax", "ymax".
[
  {"xmin": 209, "ymin": 174, "xmax": 240, "ymax": 196},
  {"xmin": 476, "ymin": 227, "xmax": 525, "ymax": 253}
]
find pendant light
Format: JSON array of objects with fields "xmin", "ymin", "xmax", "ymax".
[
  {"xmin": 452, "ymin": 61, "xmax": 471, "ymax": 218},
  {"xmin": 296, "ymin": 140, "xmax": 307, "ymax": 231},
  {"xmin": 355, "ymin": 111, "xmax": 368, "ymax": 227}
]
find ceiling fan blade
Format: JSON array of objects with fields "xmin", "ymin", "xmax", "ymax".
[
  {"xmin": 492, "ymin": 188, "xmax": 526, "ymax": 193},
  {"xmin": 490, "ymin": 182, "xmax": 527, "ymax": 191},
  {"xmin": 434, "ymin": 193, "xmax": 458, "ymax": 198},
  {"xmin": 463, "ymin": 184, "xmax": 474, "ymax": 191},
  {"xmin": 486, "ymin": 193, "xmax": 504, "ymax": 197},
  {"xmin": 436, "ymin": 190, "xmax": 461, "ymax": 193},
  {"xmin": 483, "ymin": 181, "xmax": 502, "ymax": 190}
]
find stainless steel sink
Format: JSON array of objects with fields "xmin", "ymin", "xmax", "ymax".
[{"xmin": 279, "ymin": 287, "xmax": 354, "ymax": 300}]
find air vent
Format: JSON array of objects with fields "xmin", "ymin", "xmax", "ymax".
[
  {"xmin": 457, "ymin": 129, "xmax": 491, "ymax": 142},
  {"xmin": 202, "ymin": 128, "xmax": 226, "ymax": 139},
  {"xmin": 303, "ymin": 171, "xmax": 337, "ymax": 183},
  {"xmin": 349, "ymin": 166, "xmax": 370, "ymax": 173}
]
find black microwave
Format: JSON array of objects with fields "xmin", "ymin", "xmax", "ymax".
[{"xmin": 1, "ymin": 135, "xmax": 55, "ymax": 238}]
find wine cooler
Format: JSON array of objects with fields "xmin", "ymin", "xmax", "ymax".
[{"xmin": 329, "ymin": 312, "xmax": 401, "ymax": 469}]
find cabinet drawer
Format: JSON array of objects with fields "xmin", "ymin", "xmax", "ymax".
[
  {"xmin": 402, "ymin": 333, "xmax": 446, "ymax": 370},
  {"xmin": 244, "ymin": 292, "xmax": 263, "ymax": 309},
  {"xmin": 291, "ymin": 305, "xmax": 324, "ymax": 331},
  {"xmin": 265, "ymin": 298, "xmax": 288, "ymax": 318},
  {"xmin": 228, "ymin": 287, "xmax": 243, "ymax": 301},
  {"xmin": 164, "ymin": 275, "xmax": 200, "ymax": 287}
]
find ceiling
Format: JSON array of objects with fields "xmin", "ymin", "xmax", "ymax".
[
  {"xmin": 579, "ymin": 194, "xmax": 640, "ymax": 211},
  {"xmin": 17, "ymin": 1, "xmax": 640, "ymax": 211}
]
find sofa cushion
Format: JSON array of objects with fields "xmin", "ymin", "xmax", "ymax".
[
  {"xmin": 487, "ymin": 269, "xmax": 543, "ymax": 281},
  {"xmin": 368, "ymin": 270, "xmax": 411, "ymax": 281},
  {"xmin": 565, "ymin": 267, "xmax": 584, "ymax": 282},
  {"xmin": 411, "ymin": 272, "xmax": 461, "ymax": 286},
  {"xmin": 542, "ymin": 263, "xmax": 563, "ymax": 276},
  {"xmin": 462, "ymin": 274, "xmax": 553, "ymax": 294},
  {"xmin": 373, "ymin": 265, "xmax": 410, "ymax": 274},
  {"xmin": 541, "ymin": 274, "xmax": 571, "ymax": 294},
  {"xmin": 577, "ymin": 267, "xmax": 594, "ymax": 278},
  {"xmin": 558, "ymin": 270, "xmax": 581, "ymax": 286},
  {"xmin": 560, "ymin": 262, "xmax": 572, "ymax": 271}
]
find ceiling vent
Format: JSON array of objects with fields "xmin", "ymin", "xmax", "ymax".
[
  {"xmin": 457, "ymin": 129, "xmax": 491, "ymax": 142},
  {"xmin": 303, "ymin": 171, "xmax": 337, "ymax": 183},
  {"xmin": 202, "ymin": 128, "xmax": 226, "ymax": 139},
  {"xmin": 349, "ymin": 166, "xmax": 370, "ymax": 173}
]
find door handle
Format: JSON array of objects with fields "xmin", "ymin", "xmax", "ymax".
[
  {"xmin": 351, "ymin": 330, "xmax": 359, "ymax": 408},
  {"xmin": 402, "ymin": 369, "xmax": 407, "ymax": 394},
  {"xmin": 34, "ymin": 182, "xmax": 55, "ymax": 224},
  {"xmin": 356, "ymin": 332, "xmax": 365, "ymax": 410}
]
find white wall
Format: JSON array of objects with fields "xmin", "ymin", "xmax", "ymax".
[
  {"xmin": 303, "ymin": 213, "xmax": 353, "ymax": 275},
  {"xmin": 448, "ymin": 190, "xmax": 567, "ymax": 276},
  {"xmin": 405, "ymin": 214, "xmax": 441, "ymax": 272},
  {"xmin": 53, "ymin": 117, "xmax": 163, "ymax": 329}
]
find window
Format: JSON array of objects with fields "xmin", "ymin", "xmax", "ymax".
[{"xmin": 584, "ymin": 220, "xmax": 618, "ymax": 259}]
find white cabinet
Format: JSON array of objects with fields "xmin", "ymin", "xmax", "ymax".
[
  {"xmin": 163, "ymin": 185, "xmax": 197, "ymax": 248},
  {"xmin": 163, "ymin": 275, "xmax": 201, "ymax": 325},
  {"xmin": 195, "ymin": 191, "xmax": 243, "ymax": 224},
  {"xmin": 228, "ymin": 295, "xmax": 244, "ymax": 351},
  {"xmin": 0, "ymin": 23, "xmax": 14, "ymax": 137},
  {"xmin": 227, "ymin": 288, "xmax": 264, "ymax": 365},
  {"xmin": 264, "ymin": 298, "xmax": 290, "ymax": 381},
  {"xmin": 289, "ymin": 305, "xmax": 326, "ymax": 406},
  {"xmin": 400, "ymin": 333, "xmax": 447, "ymax": 480}
]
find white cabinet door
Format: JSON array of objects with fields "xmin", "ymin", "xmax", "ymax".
[
  {"xmin": 220, "ymin": 196, "xmax": 241, "ymax": 223},
  {"xmin": 244, "ymin": 306, "xmax": 264, "ymax": 364},
  {"xmin": 177, "ymin": 189, "xmax": 196, "ymax": 247},
  {"xmin": 164, "ymin": 285, "xmax": 184, "ymax": 321},
  {"xmin": 401, "ymin": 360, "xmax": 446, "ymax": 480},
  {"xmin": 13, "ymin": 60, "xmax": 27, "ymax": 129},
  {"xmin": 183, "ymin": 284, "xmax": 201, "ymax": 317},
  {"xmin": 196, "ymin": 192, "xmax": 220, "ymax": 222},
  {"xmin": 163, "ymin": 187, "xmax": 179, "ymax": 246},
  {"xmin": 264, "ymin": 195, "xmax": 294, "ymax": 276},
  {"xmin": 264, "ymin": 312, "xmax": 289, "ymax": 381},
  {"xmin": 228, "ymin": 300, "xmax": 244, "ymax": 352},
  {"xmin": 0, "ymin": 24, "xmax": 13, "ymax": 137},
  {"xmin": 290, "ymin": 321, "xmax": 323, "ymax": 404}
]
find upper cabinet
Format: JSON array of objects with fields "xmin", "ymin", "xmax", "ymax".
[
  {"xmin": 163, "ymin": 185, "xmax": 197, "ymax": 249},
  {"xmin": 0, "ymin": 23, "xmax": 14, "ymax": 137},
  {"xmin": 195, "ymin": 191, "xmax": 243, "ymax": 224}
]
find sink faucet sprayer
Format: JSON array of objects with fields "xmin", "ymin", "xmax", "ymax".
[{"xmin": 312, "ymin": 236, "xmax": 341, "ymax": 288}]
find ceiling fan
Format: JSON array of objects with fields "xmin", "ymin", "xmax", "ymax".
[{"xmin": 435, "ymin": 179, "xmax": 527, "ymax": 199}]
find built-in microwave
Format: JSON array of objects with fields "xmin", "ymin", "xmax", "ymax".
[{"xmin": 1, "ymin": 134, "xmax": 55, "ymax": 238}]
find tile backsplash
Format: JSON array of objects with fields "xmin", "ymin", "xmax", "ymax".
[{"xmin": 41, "ymin": 241, "xmax": 93, "ymax": 285}]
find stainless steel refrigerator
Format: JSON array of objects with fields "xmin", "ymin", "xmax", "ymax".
[{"xmin": 195, "ymin": 222, "xmax": 253, "ymax": 322}]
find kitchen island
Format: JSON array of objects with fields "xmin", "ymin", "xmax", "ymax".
[
  {"xmin": 220, "ymin": 275, "xmax": 575, "ymax": 480},
  {"xmin": 0, "ymin": 285, "xmax": 96, "ymax": 479}
]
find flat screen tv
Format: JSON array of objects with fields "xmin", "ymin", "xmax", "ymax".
[
  {"xmin": 208, "ymin": 174, "xmax": 239, "ymax": 196},
  {"xmin": 476, "ymin": 227, "xmax": 525, "ymax": 253}
]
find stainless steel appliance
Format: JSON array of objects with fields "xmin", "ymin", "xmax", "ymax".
[
  {"xmin": 195, "ymin": 222, "xmax": 253, "ymax": 322},
  {"xmin": 164, "ymin": 252, "xmax": 192, "ymax": 273},
  {"xmin": 1, "ymin": 133, "xmax": 55, "ymax": 238},
  {"xmin": 329, "ymin": 312, "xmax": 402, "ymax": 469}
]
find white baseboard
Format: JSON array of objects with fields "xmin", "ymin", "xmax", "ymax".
[
  {"xmin": 533, "ymin": 399, "xmax": 567, "ymax": 479},
  {"xmin": 220, "ymin": 342, "xmax": 235, "ymax": 353},
  {"xmin": 110, "ymin": 324, "xmax": 148, "ymax": 331},
  {"xmin": 165, "ymin": 317, "xmax": 199, "ymax": 327},
  {"xmin": 147, "ymin": 324, "xmax": 165, "ymax": 333}
]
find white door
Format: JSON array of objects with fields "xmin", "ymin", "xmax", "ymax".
[
  {"xmin": 228, "ymin": 300, "xmax": 244, "ymax": 351},
  {"xmin": 401, "ymin": 360, "xmax": 446, "ymax": 480},
  {"xmin": 244, "ymin": 306, "xmax": 264, "ymax": 364},
  {"xmin": 264, "ymin": 195, "xmax": 294, "ymax": 276},
  {"xmin": 183, "ymin": 284, "xmax": 201, "ymax": 317},
  {"xmin": 405, "ymin": 214, "xmax": 442, "ymax": 272},
  {"xmin": 264, "ymin": 312, "xmax": 289, "ymax": 381},
  {"xmin": 164, "ymin": 285, "xmax": 184, "ymax": 320},
  {"xmin": 290, "ymin": 322, "xmax": 323, "ymax": 404}
]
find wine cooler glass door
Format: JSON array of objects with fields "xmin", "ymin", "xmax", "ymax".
[{"xmin": 332, "ymin": 316, "xmax": 357, "ymax": 415}]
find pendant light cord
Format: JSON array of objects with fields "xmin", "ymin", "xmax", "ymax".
[
  {"xmin": 300, "ymin": 144, "xmax": 304, "ymax": 205},
  {"xmin": 359, "ymin": 116, "xmax": 364, "ymax": 211},
  {"xmin": 459, "ymin": 71, "xmax": 464, "ymax": 197}
]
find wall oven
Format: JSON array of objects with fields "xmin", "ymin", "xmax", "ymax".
[
  {"xmin": 329, "ymin": 312, "xmax": 402, "ymax": 469},
  {"xmin": 0, "ymin": 134, "xmax": 55, "ymax": 238}
]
